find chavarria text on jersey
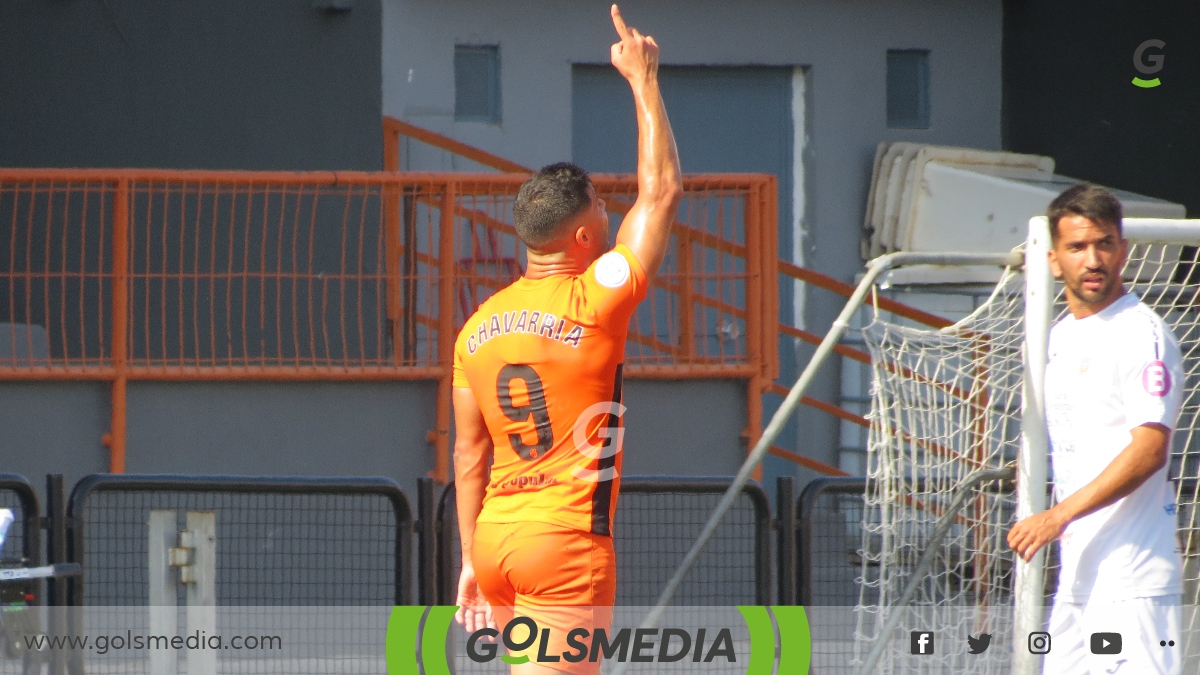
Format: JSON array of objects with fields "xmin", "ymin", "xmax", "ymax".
[{"xmin": 466, "ymin": 310, "xmax": 585, "ymax": 354}]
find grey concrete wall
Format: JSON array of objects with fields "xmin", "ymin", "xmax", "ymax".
[
  {"xmin": 0, "ymin": 381, "xmax": 437, "ymax": 503},
  {"xmin": 0, "ymin": 383, "xmax": 110, "ymax": 496},
  {"xmin": 125, "ymin": 381, "xmax": 437, "ymax": 498},
  {"xmin": 621, "ymin": 380, "xmax": 747, "ymax": 477},
  {"xmin": 0, "ymin": 0, "xmax": 383, "ymax": 171},
  {"xmin": 382, "ymin": 0, "xmax": 1004, "ymax": 482}
]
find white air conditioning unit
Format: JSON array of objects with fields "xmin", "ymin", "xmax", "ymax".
[{"xmin": 862, "ymin": 143, "xmax": 1187, "ymax": 284}]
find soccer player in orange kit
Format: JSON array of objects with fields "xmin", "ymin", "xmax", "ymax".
[{"xmin": 450, "ymin": 5, "xmax": 681, "ymax": 673}]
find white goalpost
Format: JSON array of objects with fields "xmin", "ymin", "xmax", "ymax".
[
  {"xmin": 856, "ymin": 216, "xmax": 1200, "ymax": 675},
  {"xmin": 629, "ymin": 214, "xmax": 1200, "ymax": 675}
]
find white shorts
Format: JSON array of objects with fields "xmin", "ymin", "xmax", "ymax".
[{"xmin": 1042, "ymin": 594, "xmax": 1181, "ymax": 675}]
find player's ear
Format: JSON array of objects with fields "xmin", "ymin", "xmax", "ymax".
[
  {"xmin": 575, "ymin": 226, "xmax": 592, "ymax": 249},
  {"xmin": 1047, "ymin": 248, "xmax": 1063, "ymax": 279}
]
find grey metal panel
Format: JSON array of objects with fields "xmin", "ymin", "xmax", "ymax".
[
  {"xmin": 620, "ymin": 379, "xmax": 746, "ymax": 476},
  {"xmin": 0, "ymin": 0, "xmax": 382, "ymax": 171},
  {"xmin": 124, "ymin": 381, "xmax": 437, "ymax": 497},
  {"xmin": 0, "ymin": 383, "xmax": 109, "ymax": 493}
]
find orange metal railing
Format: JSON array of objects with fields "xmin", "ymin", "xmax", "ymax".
[
  {"xmin": 0, "ymin": 119, "xmax": 959, "ymax": 482},
  {"xmin": 381, "ymin": 117, "xmax": 777, "ymax": 478},
  {"xmin": 0, "ymin": 167, "xmax": 776, "ymax": 480},
  {"xmin": 384, "ymin": 117, "xmax": 961, "ymax": 480}
]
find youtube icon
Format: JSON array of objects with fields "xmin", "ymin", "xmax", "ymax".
[{"xmin": 1090, "ymin": 633, "xmax": 1122, "ymax": 655}]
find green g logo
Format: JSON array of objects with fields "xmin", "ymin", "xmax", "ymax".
[{"xmin": 1132, "ymin": 39, "xmax": 1165, "ymax": 88}]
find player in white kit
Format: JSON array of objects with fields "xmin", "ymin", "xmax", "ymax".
[{"xmin": 1007, "ymin": 184, "xmax": 1184, "ymax": 675}]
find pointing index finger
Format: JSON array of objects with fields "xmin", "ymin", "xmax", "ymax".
[{"xmin": 611, "ymin": 4, "xmax": 631, "ymax": 40}]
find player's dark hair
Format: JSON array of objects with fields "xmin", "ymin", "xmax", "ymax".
[
  {"xmin": 513, "ymin": 163, "xmax": 593, "ymax": 248},
  {"xmin": 1047, "ymin": 183, "xmax": 1123, "ymax": 243}
]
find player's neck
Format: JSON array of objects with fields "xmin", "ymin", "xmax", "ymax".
[
  {"xmin": 1066, "ymin": 285, "xmax": 1127, "ymax": 320},
  {"xmin": 523, "ymin": 251, "xmax": 590, "ymax": 280}
]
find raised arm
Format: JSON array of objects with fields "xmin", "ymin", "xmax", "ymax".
[{"xmin": 609, "ymin": 4, "xmax": 683, "ymax": 279}]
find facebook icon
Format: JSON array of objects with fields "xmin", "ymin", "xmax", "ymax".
[{"xmin": 910, "ymin": 632, "xmax": 935, "ymax": 655}]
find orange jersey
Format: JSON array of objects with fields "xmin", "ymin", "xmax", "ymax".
[{"xmin": 452, "ymin": 244, "xmax": 647, "ymax": 535}]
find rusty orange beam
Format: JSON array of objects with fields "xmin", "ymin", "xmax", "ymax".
[
  {"xmin": 433, "ymin": 187, "xmax": 457, "ymax": 484},
  {"xmin": 762, "ymin": 177, "xmax": 781, "ymax": 381},
  {"xmin": 384, "ymin": 116, "xmax": 532, "ymax": 174},
  {"xmin": 0, "ymin": 168, "xmax": 529, "ymax": 187},
  {"xmin": 104, "ymin": 179, "xmax": 129, "ymax": 473},
  {"xmin": 124, "ymin": 366, "xmax": 446, "ymax": 380},
  {"xmin": 780, "ymin": 323, "xmax": 872, "ymax": 364},
  {"xmin": 767, "ymin": 382, "xmax": 869, "ymax": 429},
  {"xmin": 0, "ymin": 367, "xmax": 117, "ymax": 380},
  {"xmin": 767, "ymin": 445, "xmax": 850, "ymax": 477},
  {"xmin": 779, "ymin": 260, "xmax": 952, "ymax": 329},
  {"xmin": 624, "ymin": 364, "xmax": 757, "ymax": 379}
]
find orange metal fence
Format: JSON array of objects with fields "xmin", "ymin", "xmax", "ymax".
[
  {"xmin": 0, "ymin": 168, "xmax": 777, "ymax": 479},
  {"xmin": 383, "ymin": 117, "xmax": 962, "ymax": 480}
]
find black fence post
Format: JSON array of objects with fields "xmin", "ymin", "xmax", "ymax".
[
  {"xmin": 45, "ymin": 475, "xmax": 67, "ymax": 606},
  {"xmin": 435, "ymin": 483, "xmax": 456, "ymax": 605},
  {"xmin": 417, "ymin": 476, "xmax": 436, "ymax": 606},
  {"xmin": 45, "ymin": 474, "xmax": 68, "ymax": 675},
  {"xmin": 776, "ymin": 476, "xmax": 796, "ymax": 606},
  {"xmin": 797, "ymin": 477, "xmax": 867, "ymax": 607}
]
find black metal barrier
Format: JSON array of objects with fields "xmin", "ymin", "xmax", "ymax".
[
  {"xmin": 796, "ymin": 477, "xmax": 868, "ymax": 607},
  {"xmin": 0, "ymin": 474, "xmax": 40, "ymax": 571},
  {"xmin": 66, "ymin": 474, "xmax": 414, "ymax": 606},
  {"xmin": 3, "ymin": 472, "xmax": 809, "ymax": 609},
  {"xmin": 434, "ymin": 476, "xmax": 773, "ymax": 606}
]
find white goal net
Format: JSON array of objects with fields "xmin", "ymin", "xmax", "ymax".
[{"xmin": 854, "ymin": 217, "xmax": 1200, "ymax": 674}]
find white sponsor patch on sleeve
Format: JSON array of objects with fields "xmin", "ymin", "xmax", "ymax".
[{"xmin": 594, "ymin": 251, "xmax": 631, "ymax": 289}]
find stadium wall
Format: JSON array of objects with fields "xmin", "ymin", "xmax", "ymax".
[
  {"xmin": 0, "ymin": 2, "xmax": 424, "ymax": 495},
  {"xmin": 1002, "ymin": 0, "xmax": 1199, "ymax": 217},
  {"xmin": 0, "ymin": 0, "xmax": 382, "ymax": 171},
  {"xmin": 382, "ymin": 0, "xmax": 1003, "ymax": 482}
]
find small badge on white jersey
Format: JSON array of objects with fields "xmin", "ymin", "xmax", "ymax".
[
  {"xmin": 1143, "ymin": 360, "xmax": 1171, "ymax": 396},
  {"xmin": 594, "ymin": 251, "xmax": 631, "ymax": 288}
]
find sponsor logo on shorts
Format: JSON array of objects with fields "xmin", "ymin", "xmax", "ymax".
[{"xmin": 1142, "ymin": 360, "xmax": 1171, "ymax": 396}]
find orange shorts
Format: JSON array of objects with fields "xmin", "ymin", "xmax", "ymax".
[{"xmin": 472, "ymin": 521, "xmax": 616, "ymax": 674}]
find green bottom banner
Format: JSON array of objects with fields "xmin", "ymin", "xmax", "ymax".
[{"xmin": 387, "ymin": 605, "xmax": 810, "ymax": 674}]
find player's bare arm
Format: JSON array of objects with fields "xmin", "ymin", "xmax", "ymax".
[
  {"xmin": 452, "ymin": 386, "xmax": 496, "ymax": 633},
  {"xmin": 609, "ymin": 4, "xmax": 683, "ymax": 279},
  {"xmin": 1008, "ymin": 423, "xmax": 1170, "ymax": 562}
]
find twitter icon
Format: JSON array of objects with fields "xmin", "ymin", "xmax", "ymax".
[{"xmin": 968, "ymin": 634, "xmax": 992, "ymax": 655}]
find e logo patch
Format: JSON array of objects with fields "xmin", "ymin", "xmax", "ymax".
[
  {"xmin": 594, "ymin": 251, "xmax": 631, "ymax": 288},
  {"xmin": 1143, "ymin": 360, "xmax": 1171, "ymax": 397}
]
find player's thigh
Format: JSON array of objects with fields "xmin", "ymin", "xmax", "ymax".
[
  {"xmin": 1082, "ymin": 595, "xmax": 1180, "ymax": 675},
  {"xmin": 472, "ymin": 521, "xmax": 517, "ymax": 622},
  {"xmin": 504, "ymin": 523, "xmax": 616, "ymax": 606},
  {"xmin": 1042, "ymin": 600, "xmax": 1088, "ymax": 675},
  {"xmin": 505, "ymin": 524, "xmax": 615, "ymax": 675}
]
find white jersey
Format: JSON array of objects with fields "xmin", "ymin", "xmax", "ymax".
[{"xmin": 1046, "ymin": 291, "xmax": 1184, "ymax": 603}]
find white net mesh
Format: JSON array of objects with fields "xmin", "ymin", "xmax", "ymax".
[{"xmin": 854, "ymin": 239, "xmax": 1200, "ymax": 673}]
